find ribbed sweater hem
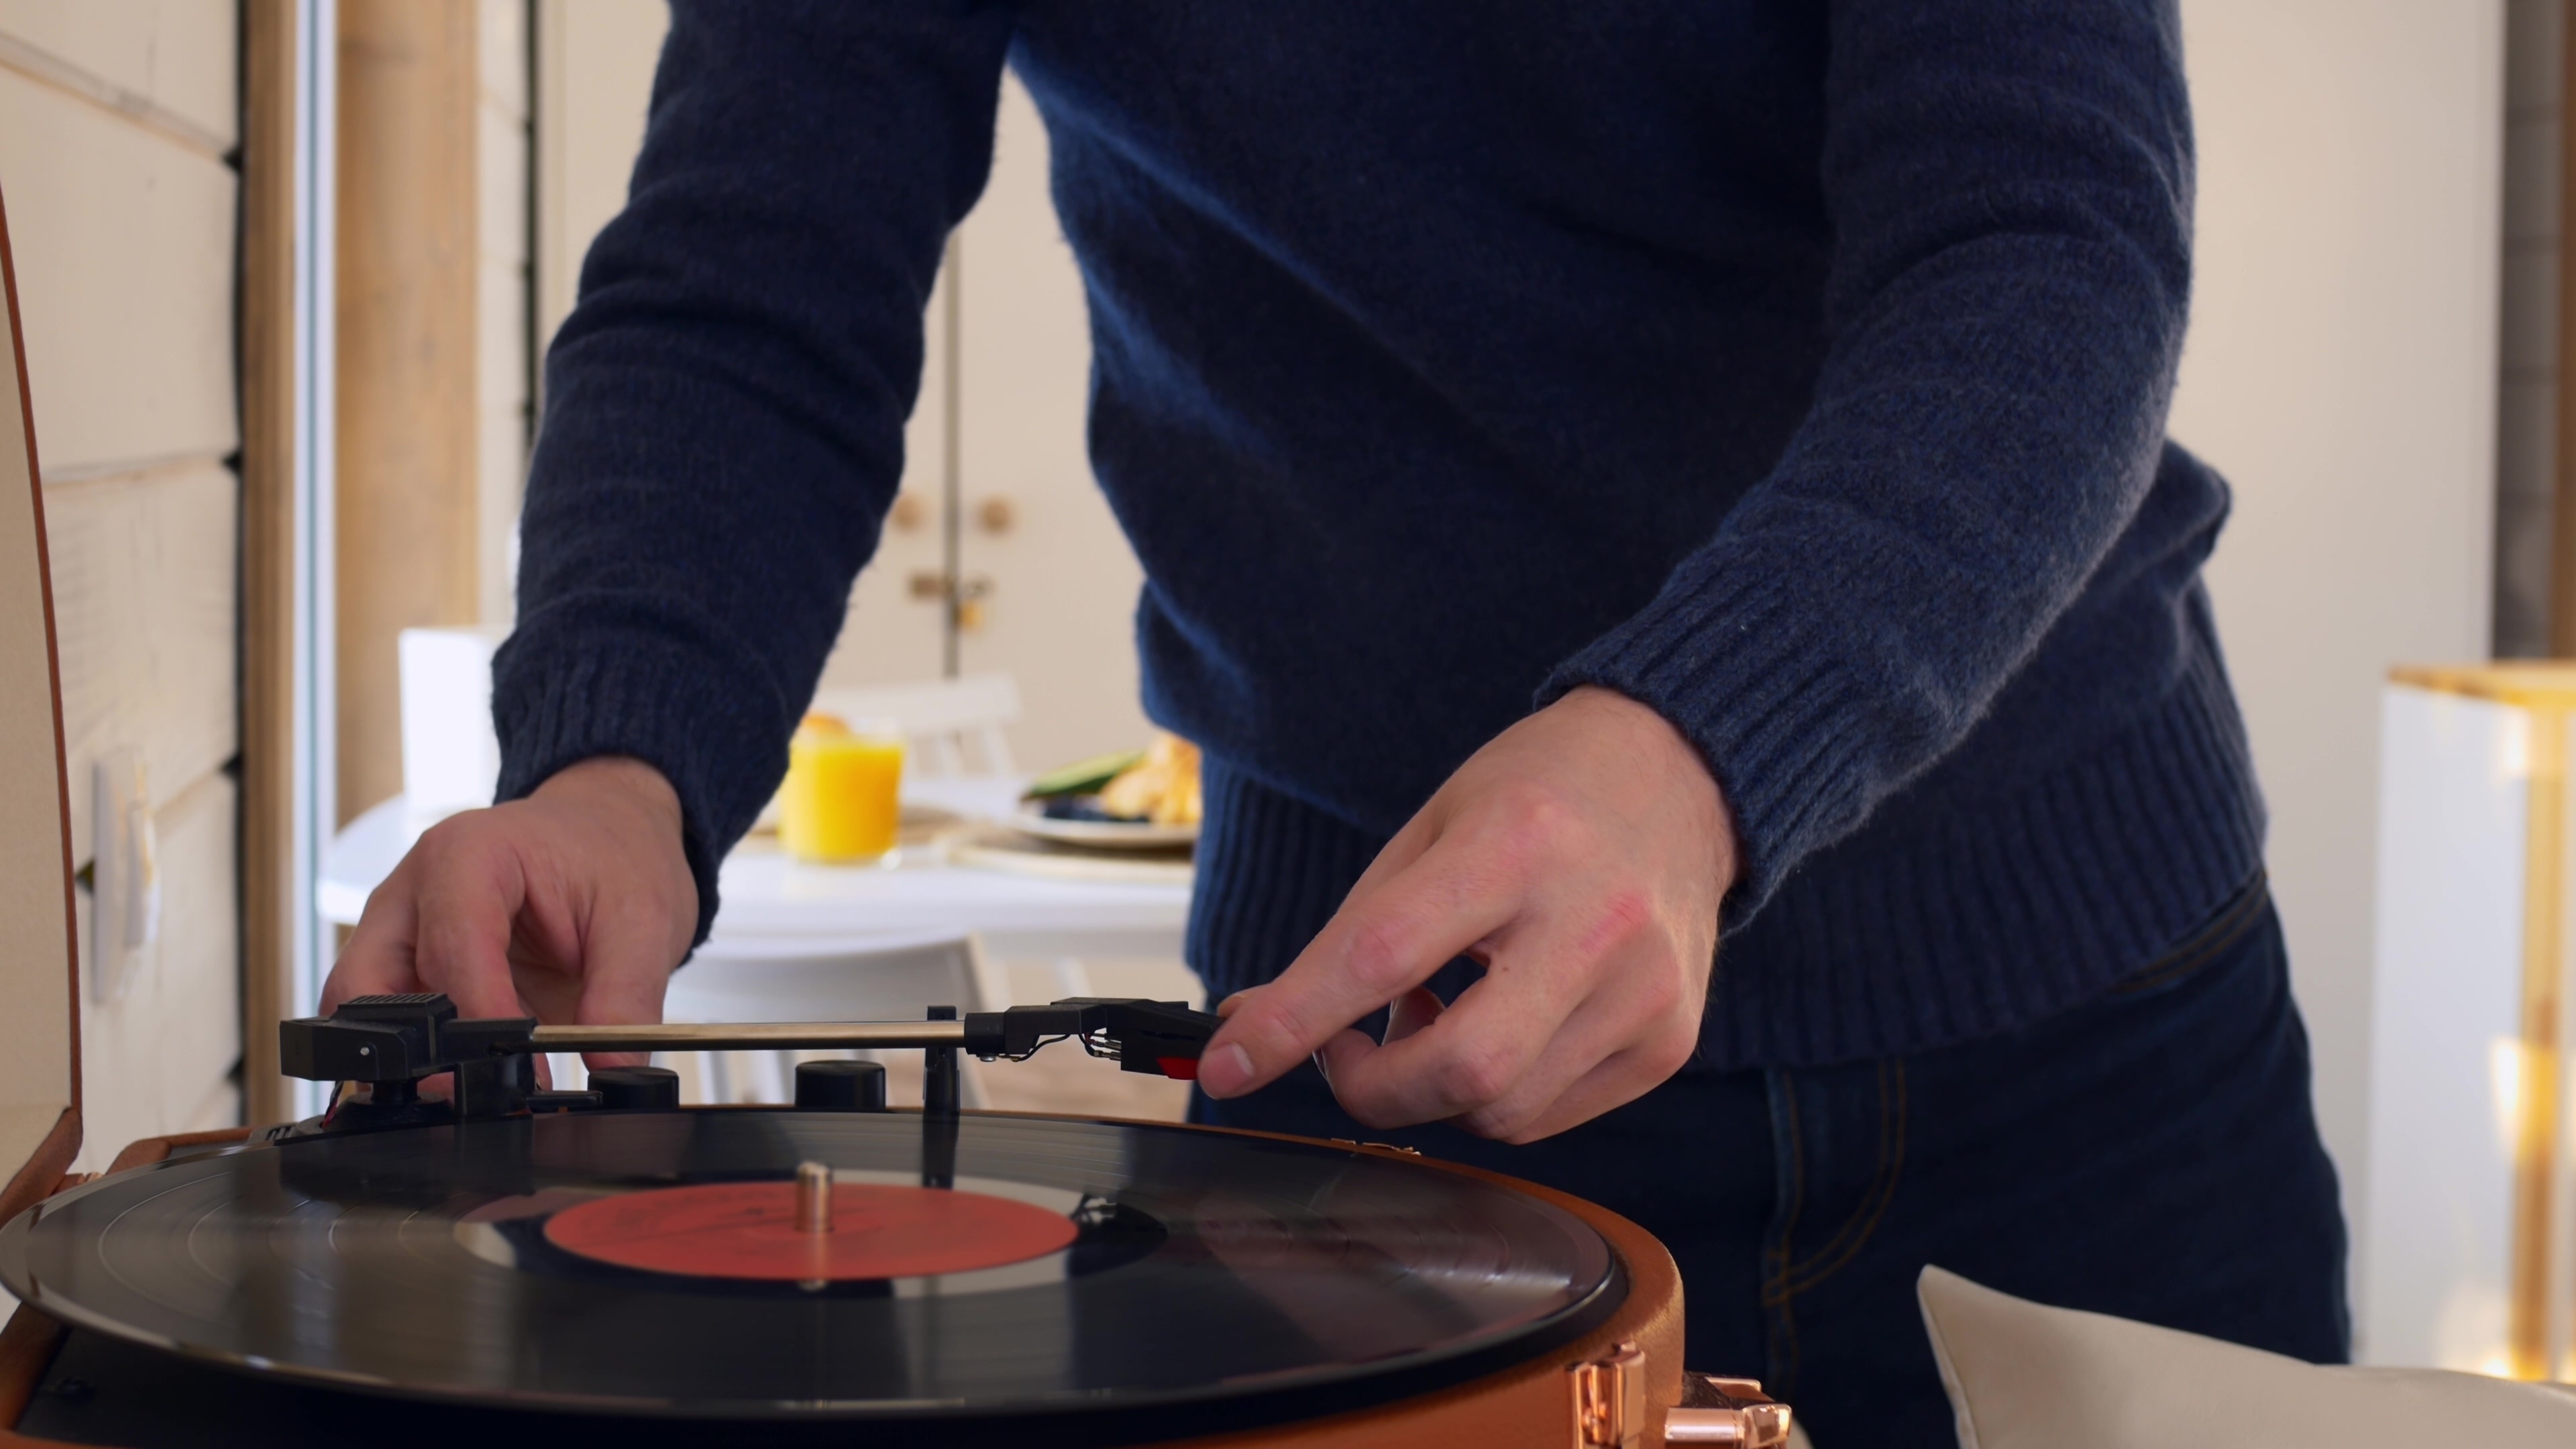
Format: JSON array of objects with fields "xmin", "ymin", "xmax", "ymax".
[{"xmin": 1185, "ymin": 652, "xmax": 2263, "ymax": 1069}]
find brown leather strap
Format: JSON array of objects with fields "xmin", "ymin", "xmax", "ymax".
[
  {"xmin": 0, "ymin": 1304, "xmax": 67, "ymax": 1444},
  {"xmin": 101, "ymin": 1126, "xmax": 252, "ymax": 1177}
]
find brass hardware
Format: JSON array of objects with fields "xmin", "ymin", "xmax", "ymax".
[
  {"xmin": 531, "ymin": 1020, "xmax": 969, "ymax": 1053},
  {"xmin": 2510, "ymin": 702, "xmax": 2567, "ymax": 1379},
  {"xmin": 906, "ymin": 571, "xmax": 993, "ymax": 631},
  {"xmin": 1665, "ymin": 1373, "xmax": 1792, "ymax": 1446},
  {"xmin": 888, "ymin": 491, "xmax": 928, "ymax": 532},
  {"xmin": 974, "ymin": 495, "xmax": 1016, "ymax": 534},
  {"xmin": 1569, "ymin": 1340, "xmax": 1645, "ymax": 1448}
]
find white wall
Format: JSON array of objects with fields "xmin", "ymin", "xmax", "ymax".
[
  {"xmin": 2174, "ymin": 0, "xmax": 2504, "ymax": 1265},
  {"xmin": 0, "ymin": 0, "xmax": 248, "ymax": 1167}
]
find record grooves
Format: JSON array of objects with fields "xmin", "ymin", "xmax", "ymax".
[{"xmin": 1, "ymin": 1112, "xmax": 1627, "ymax": 1447}]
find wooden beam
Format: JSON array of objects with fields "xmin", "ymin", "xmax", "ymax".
[
  {"xmin": 238, "ymin": 0, "xmax": 297, "ymax": 1125},
  {"xmin": 334, "ymin": 0, "xmax": 481, "ymax": 827},
  {"xmin": 2551, "ymin": 7, "xmax": 2576, "ymax": 655}
]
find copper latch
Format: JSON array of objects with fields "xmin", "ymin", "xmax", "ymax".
[{"xmin": 1569, "ymin": 1340, "xmax": 1646, "ymax": 1448}]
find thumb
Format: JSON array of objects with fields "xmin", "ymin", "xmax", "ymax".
[
  {"xmin": 1383, "ymin": 986, "xmax": 1445, "ymax": 1044},
  {"xmin": 1315, "ymin": 985, "xmax": 1444, "ymax": 1093}
]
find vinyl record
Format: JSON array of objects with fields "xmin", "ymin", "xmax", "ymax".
[{"xmin": 0, "ymin": 1112, "xmax": 1621, "ymax": 1442}]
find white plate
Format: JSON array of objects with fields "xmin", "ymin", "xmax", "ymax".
[
  {"xmin": 953, "ymin": 829, "xmax": 1196, "ymax": 885},
  {"xmin": 1012, "ymin": 802, "xmax": 1200, "ymax": 849}
]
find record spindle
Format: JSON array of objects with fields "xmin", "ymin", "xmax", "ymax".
[{"xmin": 794, "ymin": 1161, "xmax": 833, "ymax": 1233}]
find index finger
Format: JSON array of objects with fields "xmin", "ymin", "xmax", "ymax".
[
  {"xmin": 327, "ymin": 838, "xmax": 530, "ymax": 1014},
  {"xmin": 322, "ymin": 871, "xmax": 426, "ymax": 1013},
  {"xmin": 566, "ymin": 902, "xmax": 680, "ymax": 1071},
  {"xmin": 1197, "ymin": 833, "xmax": 1517, "ymax": 1098}
]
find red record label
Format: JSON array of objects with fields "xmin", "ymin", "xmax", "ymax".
[{"xmin": 543, "ymin": 1180, "xmax": 1080, "ymax": 1281}]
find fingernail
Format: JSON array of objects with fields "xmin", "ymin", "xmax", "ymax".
[
  {"xmin": 1311, "ymin": 1050, "xmax": 1332, "ymax": 1086},
  {"xmin": 1200, "ymin": 1042, "xmax": 1255, "ymax": 1097},
  {"xmin": 1216, "ymin": 992, "xmax": 1247, "ymax": 1018}
]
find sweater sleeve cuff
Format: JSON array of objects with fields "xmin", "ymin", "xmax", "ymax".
[
  {"xmin": 1538, "ymin": 551, "xmax": 1881, "ymax": 928},
  {"xmin": 492, "ymin": 605, "xmax": 799, "ymax": 948}
]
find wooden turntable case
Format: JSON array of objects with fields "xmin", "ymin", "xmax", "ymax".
[{"xmin": 0, "ymin": 174, "xmax": 1723, "ymax": 1448}]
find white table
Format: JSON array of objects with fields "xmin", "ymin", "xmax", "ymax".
[{"xmin": 317, "ymin": 778, "xmax": 1194, "ymax": 961}]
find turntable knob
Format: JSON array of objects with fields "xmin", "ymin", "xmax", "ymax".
[
  {"xmin": 796, "ymin": 1059, "xmax": 889, "ymax": 1111},
  {"xmin": 590, "ymin": 1065, "xmax": 681, "ymax": 1111}
]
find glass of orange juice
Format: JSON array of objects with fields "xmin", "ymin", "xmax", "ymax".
[{"xmin": 780, "ymin": 714, "xmax": 906, "ymax": 864}]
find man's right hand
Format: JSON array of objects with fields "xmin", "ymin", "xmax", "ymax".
[{"xmin": 321, "ymin": 755, "xmax": 700, "ymax": 1069}]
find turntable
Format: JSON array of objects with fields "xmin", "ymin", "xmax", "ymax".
[{"xmin": 0, "ymin": 196, "xmax": 1787, "ymax": 1446}]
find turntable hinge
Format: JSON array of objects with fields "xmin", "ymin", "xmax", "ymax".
[
  {"xmin": 1662, "ymin": 1372, "xmax": 1794, "ymax": 1446},
  {"xmin": 1568, "ymin": 1339, "xmax": 1646, "ymax": 1448}
]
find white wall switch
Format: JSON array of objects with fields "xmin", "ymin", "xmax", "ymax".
[{"xmin": 89, "ymin": 747, "xmax": 158, "ymax": 1004}]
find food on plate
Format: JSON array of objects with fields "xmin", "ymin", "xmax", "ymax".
[
  {"xmin": 1026, "ymin": 732, "xmax": 1201, "ymax": 827},
  {"xmin": 1022, "ymin": 747, "xmax": 1147, "ymax": 800},
  {"xmin": 1098, "ymin": 732, "xmax": 1201, "ymax": 826}
]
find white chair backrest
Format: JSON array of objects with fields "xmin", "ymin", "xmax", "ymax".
[
  {"xmin": 810, "ymin": 674, "xmax": 1021, "ymax": 777},
  {"xmin": 656, "ymin": 930, "xmax": 1009, "ymax": 1109},
  {"xmin": 388, "ymin": 654, "xmax": 1026, "ymax": 828},
  {"xmin": 667, "ymin": 930, "xmax": 1011, "ymax": 1019}
]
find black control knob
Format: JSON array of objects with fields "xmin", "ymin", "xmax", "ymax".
[
  {"xmin": 588, "ymin": 1065, "xmax": 681, "ymax": 1111},
  {"xmin": 796, "ymin": 1059, "xmax": 889, "ymax": 1112}
]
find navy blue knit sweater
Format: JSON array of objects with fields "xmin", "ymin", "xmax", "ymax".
[{"xmin": 496, "ymin": 0, "xmax": 2264, "ymax": 1069}]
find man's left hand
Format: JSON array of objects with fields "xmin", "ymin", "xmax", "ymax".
[{"xmin": 1195, "ymin": 686, "xmax": 1736, "ymax": 1143}]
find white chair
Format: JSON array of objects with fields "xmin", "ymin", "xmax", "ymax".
[
  {"xmin": 809, "ymin": 674, "xmax": 1020, "ymax": 777},
  {"xmin": 648, "ymin": 930, "xmax": 1013, "ymax": 1108},
  {"xmin": 392, "ymin": 646, "xmax": 1022, "ymax": 820}
]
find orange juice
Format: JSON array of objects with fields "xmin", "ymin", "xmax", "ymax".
[{"xmin": 781, "ymin": 717, "xmax": 905, "ymax": 863}]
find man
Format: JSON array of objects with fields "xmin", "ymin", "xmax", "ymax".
[{"xmin": 328, "ymin": 3, "xmax": 2347, "ymax": 1439}]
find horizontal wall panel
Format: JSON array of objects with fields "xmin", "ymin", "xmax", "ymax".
[
  {"xmin": 0, "ymin": 66, "xmax": 237, "ymax": 475},
  {"xmin": 74, "ymin": 772, "xmax": 241, "ymax": 1171},
  {"xmin": 0, "ymin": 0, "xmax": 239, "ymax": 149},
  {"xmin": 145, "ymin": 773, "xmax": 241, "ymax": 1138},
  {"xmin": 45, "ymin": 462, "xmax": 239, "ymax": 866}
]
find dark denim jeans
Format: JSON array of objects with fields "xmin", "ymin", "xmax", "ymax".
[{"xmin": 1191, "ymin": 879, "xmax": 2348, "ymax": 1446}]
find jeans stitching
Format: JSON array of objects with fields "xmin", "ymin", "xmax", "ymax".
[
  {"xmin": 1763, "ymin": 1070, "xmax": 1807, "ymax": 1397},
  {"xmin": 1766, "ymin": 1058, "xmax": 1909, "ymax": 1302},
  {"xmin": 2109, "ymin": 871, "xmax": 2269, "ymax": 998},
  {"xmin": 1766, "ymin": 1071, "xmax": 1809, "ymax": 1283},
  {"xmin": 1773, "ymin": 1060, "xmax": 1896, "ymax": 1283}
]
